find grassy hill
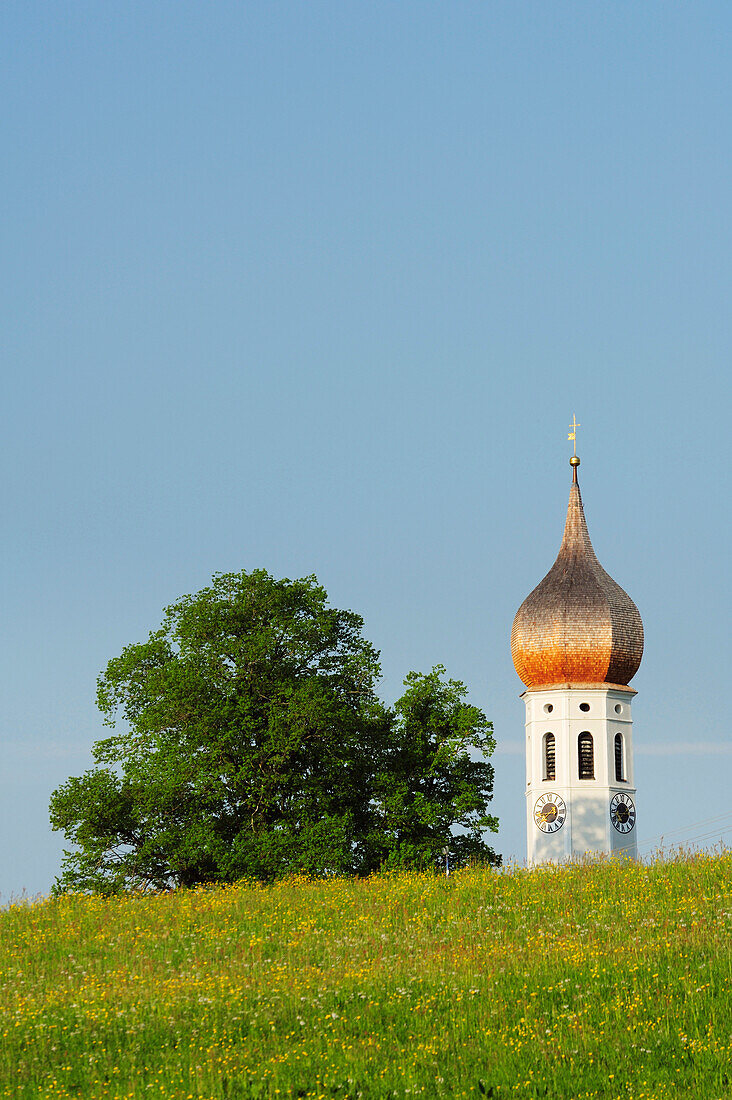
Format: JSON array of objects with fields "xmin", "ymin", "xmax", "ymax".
[{"xmin": 1, "ymin": 852, "xmax": 730, "ymax": 1099}]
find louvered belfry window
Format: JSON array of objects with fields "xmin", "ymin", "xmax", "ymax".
[
  {"xmin": 614, "ymin": 732, "xmax": 624, "ymax": 782},
  {"xmin": 578, "ymin": 732, "xmax": 594, "ymax": 779},
  {"xmin": 544, "ymin": 733, "xmax": 556, "ymax": 781}
]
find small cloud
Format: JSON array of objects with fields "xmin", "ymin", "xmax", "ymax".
[
  {"xmin": 495, "ymin": 741, "xmax": 524, "ymax": 755},
  {"xmin": 493, "ymin": 741, "xmax": 731, "ymax": 757},
  {"xmin": 0, "ymin": 741, "xmax": 92, "ymax": 762},
  {"xmin": 636, "ymin": 742, "xmax": 731, "ymax": 756}
]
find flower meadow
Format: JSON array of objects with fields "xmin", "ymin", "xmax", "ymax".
[{"xmin": 1, "ymin": 853, "xmax": 730, "ymax": 1100}]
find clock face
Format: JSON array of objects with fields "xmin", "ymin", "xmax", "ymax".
[
  {"xmin": 534, "ymin": 793, "xmax": 566, "ymax": 833},
  {"xmin": 610, "ymin": 793, "xmax": 636, "ymax": 833}
]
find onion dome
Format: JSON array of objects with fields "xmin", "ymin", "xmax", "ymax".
[{"xmin": 511, "ymin": 459, "xmax": 643, "ymax": 689}]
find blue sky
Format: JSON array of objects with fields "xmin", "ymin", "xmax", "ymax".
[{"xmin": 1, "ymin": 2, "xmax": 730, "ymax": 895}]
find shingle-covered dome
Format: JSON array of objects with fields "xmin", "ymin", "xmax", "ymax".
[{"xmin": 511, "ymin": 463, "xmax": 643, "ymax": 689}]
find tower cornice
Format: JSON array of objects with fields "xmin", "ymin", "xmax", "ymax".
[{"xmin": 519, "ymin": 683, "xmax": 638, "ymax": 698}]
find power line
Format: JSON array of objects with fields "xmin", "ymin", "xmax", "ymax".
[
  {"xmin": 638, "ymin": 808, "xmax": 732, "ymax": 851},
  {"xmin": 651, "ymin": 823, "xmax": 732, "ymax": 851}
]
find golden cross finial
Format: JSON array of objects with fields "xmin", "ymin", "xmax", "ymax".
[{"xmin": 567, "ymin": 415, "xmax": 580, "ymax": 457}]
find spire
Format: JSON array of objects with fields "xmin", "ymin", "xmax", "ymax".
[
  {"xmin": 558, "ymin": 469, "xmax": 596, "ymax": 564},
  {"xmin": 511, "ymin": 453, "xmax": 644, "ymax": 689}
]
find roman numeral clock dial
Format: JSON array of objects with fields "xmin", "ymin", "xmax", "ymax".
[
  {"xmin": 533, "ymin": 793, "xmax": 566, "ymax": 833},
  {"xmin": 610, "ymin": 793, "xmax": 636, "ymax": 834}
]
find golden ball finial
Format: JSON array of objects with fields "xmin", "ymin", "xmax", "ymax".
[{"xmin": 569, "ymin": 455, "xmax": 580, "ymax": 468}]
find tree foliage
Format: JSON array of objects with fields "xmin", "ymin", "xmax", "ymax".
[{"xmin": 50, "ymin": 570, "xmax": 499, "ymax": 893}]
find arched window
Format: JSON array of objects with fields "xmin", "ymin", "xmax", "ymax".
[
  {"xmin": 544, "ymin": 733, "xmax": 555, "ymax": 781},
  {"xmin": 578, "ymin": 732, "xmax": 594, "ymax": 779},
  {"xmin": 614, "ymin": 733, "xmax": 624, "ymax": 782}
]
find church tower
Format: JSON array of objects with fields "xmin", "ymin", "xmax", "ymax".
[{"xmin": 511, "ymin": 434, "xmax": 643, "ymax": 863}]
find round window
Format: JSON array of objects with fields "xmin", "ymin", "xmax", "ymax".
[
  {"xmin": 579, "ymin": 702, "xmax": 590, "ymax": 713},
  {"xmin": 544, "ymin": 703, "xmax": 554, "ymax": 714},
  {"xmin": 614, "ymin": 703, "xmax": 623, "ymax": 714}
]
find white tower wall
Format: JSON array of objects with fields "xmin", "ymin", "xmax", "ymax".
[{"xmin": 524, "ymin": 685, "xmax": 637, "ymax": 863}]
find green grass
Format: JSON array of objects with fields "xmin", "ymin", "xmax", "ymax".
[{"xmin": 1, "ymin": 852, "xmax": 730, "ymax": 1100}]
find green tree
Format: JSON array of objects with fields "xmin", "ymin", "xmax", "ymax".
[
  {"xmin": 371, "ymin": 667, "xmax": 499, "ymax": 872},
  {"xmin": 50, "ymin": 570, "xmax": 499, "ymax": 893}
]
